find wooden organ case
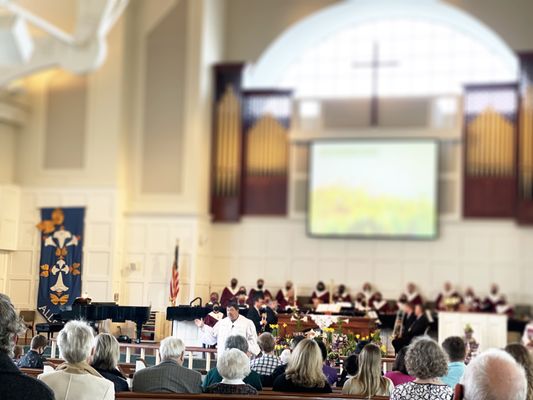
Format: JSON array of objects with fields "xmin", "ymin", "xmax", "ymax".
[
  {"xmin": 210, "ymin": 64, "xmax": 292, "ymax": 222},
  {"xmin": 463, "ymin": 84, "xmax": 519, "ymax": 218}
]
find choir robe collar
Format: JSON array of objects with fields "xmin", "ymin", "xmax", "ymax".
[
  {"xmin": 227, "ymin": 286, "xmax": 239, "ymax": 295},
  {"xmin": 208, "ymin": 311, "xmax": 223, "ymax": 320},
  {"xmin": 407, "ymin": 291, "xmax": 420, "ymax": 302},
  {"xmin": 372, "ymin": 299, "xmax": 387, "ymax": 311},
  {"xmin": 314, "ymin": 289, "xmax": 328, "ymax": 299},
  {"xmin": 488, "ymin": 293, "xmax": 502, "ymax": 304},
  {"xmin": 363, "ymin": 290, "xmax": 374, "ymax": 301}
]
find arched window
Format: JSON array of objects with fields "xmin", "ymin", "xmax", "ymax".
[
  {"xmin": 281, "ymin": 18, "xmax": 516, "ymax": 98},
  {"xmin": 244, "ymin": 0, "xmax": 518, "ymax": 98}
]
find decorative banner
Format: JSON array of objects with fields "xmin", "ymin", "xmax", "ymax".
[{"xmin": 36, "ymin": 207, "xmax": 85, "ymax": 322}]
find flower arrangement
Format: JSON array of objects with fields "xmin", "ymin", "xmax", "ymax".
[{"xmin": 444, "ymin": 296, "xmax": 462, "ymax": 310}]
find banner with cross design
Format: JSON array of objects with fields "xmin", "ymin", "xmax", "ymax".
[{"xmin": 36, "ymin": 207, "xmax": 84, "ymax": 322}]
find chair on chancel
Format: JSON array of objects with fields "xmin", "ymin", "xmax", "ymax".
[{"xmin": 19, "ymin": 310, "xmax": 36, "ymax": 345}]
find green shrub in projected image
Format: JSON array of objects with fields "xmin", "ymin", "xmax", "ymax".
[{"xmin": 308, "ymin": 140, "xmax": 438, "ymax": 239}]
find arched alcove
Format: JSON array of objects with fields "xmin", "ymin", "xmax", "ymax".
[{"xmin": 243, "ymin": 0, "xmax": 518, "ymax": 95}]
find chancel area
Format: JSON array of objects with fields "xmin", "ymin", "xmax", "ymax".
[{"xmin": 1, "ymin": 0, "xmax": 533, "ymax": 399}]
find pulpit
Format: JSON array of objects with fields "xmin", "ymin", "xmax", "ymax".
[{"xmin": 438, "ymin": 311, "xmax": 507, "ymax": 352}]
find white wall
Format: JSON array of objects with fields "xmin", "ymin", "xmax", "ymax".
[
  {"xmin": 207, "ymin": 218, "xmax": 533, "ymax": 305},
  {"xmin": 121, "ymin": 214, "xmax": 207, "ymax": 311}
]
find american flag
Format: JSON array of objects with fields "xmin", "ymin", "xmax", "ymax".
[{"xmin": 169, "ymin": 241, "xmax": 180, "ymax": 306}]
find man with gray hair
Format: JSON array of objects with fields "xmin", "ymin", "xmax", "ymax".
[
  {"xmin": 454, "ymin": 348, "xmax": 527, "ymax": 400},
  {"xmin": 132, "ymin": 336, "xmax": 202, "ymax": 393},
  {"xmin": 0, "ymin": 294, "xmax": 55, "ymax": 400}
]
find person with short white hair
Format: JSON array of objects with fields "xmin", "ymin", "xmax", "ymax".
[
  {"xmin": 38, "ymin": 320, "xmax": 114, "ymax": 400},
  {"xmin": 91, "ymin": 333, "xmax": 129, "ymax": 392},
  {"xmin": 132, "ymin": 336, "xmax": 202, "ymax": 393},
  {"xmin": 455, "ymin": 349, "xmax": 527, "ymax": 400},
  {"xmin": 205, "ymin": 348, "xmax": 258, "ymax": 394}
]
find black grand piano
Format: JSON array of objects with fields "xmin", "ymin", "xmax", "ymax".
[{"xmin": 51, "ymin": 302, "xmax": 151, "ymax": 343}]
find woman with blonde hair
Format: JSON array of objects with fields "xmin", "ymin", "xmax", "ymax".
[
  {"xmin": 505, "ymin": 343, "xmax": 533, "ymax": 400},
  {"xmin": 272, "ymin": 339, "xmax": 332, "ymax": 393},
  {"xmin": 91, "ymin": 333, "xmax": 129, "ymax": 392},
  {"xmin": 342, "ymin": 343, "xmax": 393, "ymax": 396}
]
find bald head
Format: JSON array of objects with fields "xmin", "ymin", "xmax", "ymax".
[{"xmin": 461, "ymin": 349, "xmax": 526, "ymax": 400}]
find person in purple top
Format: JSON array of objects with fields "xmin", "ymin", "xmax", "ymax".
[
  {"xmin": 385, "ymin": 347, "xmax": 415, "ymax": 386},
  {"xmin": 316, "ymin": 340, "xmax": 338, "ymax": 386}
]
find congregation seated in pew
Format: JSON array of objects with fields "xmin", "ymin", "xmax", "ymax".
[
  {"xmin": 250, "ymin": 333, "xmax": 283, "ymax": 387},
  {"xmin": 383, "ymin": 347, "xmax": 413, "ymax": 387},
  {"xmin": 92, "ymin": 333, "xmax": 130, "ymax": 393},
  {"xmin": 205, "ymin": 349, "xmax": 258, "ymax": 395},
  {"xmin": 0, "ymin": 294, "xmax": 55, "ymax": 400},
  {"xmin": 132, "ymin": 337, "xmax": 202, "ymax": 394},
  {"xmin": 272, "ymin": 339, "xmax": 332, "ymax": 394},
  {"xmin": 440, "ymin": 336, "xmax": 467, "ymax": 389},
  {"xmin": 38, "ymin": 320, "xmax": 115, "ymax": 400},
  {"xmin": 342, "ymin": 343, "xmax": 393, "ymax": 397},
  {"xmin": 390, "ymin": 337, "xmax": 453, "ymax": 400},
  {"xmin": 17, "ymin": 334, "xmax": 48, "ymax": 369},
  {"xmin": 504, "ymin": 343, "xmax": 533, "ymax": 399},
  {"xmin": 203, "ymin": 335, "xmax": 262, "ymax": 391},
  {"xmin": 456, "ymin": 348, "xmax": 527, "ymax": 400},
  {"xmin": 338, "ymin": 354, "xmax": 359, "ymax": 388},
  {"xmin": 316, "ymin": 340, "xmax": 338, "ymax": 386}
]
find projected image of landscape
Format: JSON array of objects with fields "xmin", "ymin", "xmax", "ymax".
[{"xmin": 308, "ymin": 140, "xmax": 438, "ymax": 239}]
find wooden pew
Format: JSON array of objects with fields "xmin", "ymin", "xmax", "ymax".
[
  {"xmin": 116, "ymin": 393, "xmax": 389, "ymax": 400},
  {"xmin": 19, "ymin": 368, "xmax": 42, "ymax": 378}
]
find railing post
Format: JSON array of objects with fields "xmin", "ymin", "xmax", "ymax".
[
  {"xmin": 188, "ymin": 351, "xmax": 193, "ymax": 369},
  {"xmin": 51, "ymin": 340, "xmax": 57, "ymax": 359},
  {"xmin": 126, "ymin": 346, "xmax": 131, "ymax": 363},
  {"xmin": 206, "ymin": 352, "xmax": 211, "ymax": 371}
]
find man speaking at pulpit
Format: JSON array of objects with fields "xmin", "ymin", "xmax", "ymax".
[{"xmin": 195, "ymin": 301, "xmax": 260, "ymax": 355}]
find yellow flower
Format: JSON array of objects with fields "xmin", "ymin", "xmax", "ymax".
[
  {"xmin": 380, "ymin": 344, "xmax": 387, "ymax": 353},
  {"xmin": 356, "ymin": 334, "xmax": 360, "ymax": 339},
  {"xmin": 269, "ymin": 324, "xmax": 279, "ymax": 329}
]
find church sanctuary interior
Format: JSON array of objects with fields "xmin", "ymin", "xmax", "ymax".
[{"xmin": 2, "ymin": 0, "xmax": 533, "ymax": 398}]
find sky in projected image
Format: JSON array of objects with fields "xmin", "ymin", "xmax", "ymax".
[{"xmin": 309, "ymin": 141, "xmax": 438, "ymax": 238}]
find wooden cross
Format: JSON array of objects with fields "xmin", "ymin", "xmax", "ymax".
[{"xmin": 352, "ymin": 42, "xmax": 398, "ymax": 126}]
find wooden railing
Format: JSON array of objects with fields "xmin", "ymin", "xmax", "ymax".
[
  {"xmin": 50, "ymin": 339, "xmax": 217, "ymax": 369},
  {"xmin": 116, "ymin": 393, "xmax": 389, "ymax": 400},
  {"xmin": 49, "ymin": 339, "xmax": 395, "ymax": 374}
]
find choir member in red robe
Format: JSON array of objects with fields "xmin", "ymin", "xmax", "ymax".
[
  {"xmin": 220, "ymin": 278, "xmax": 240, "ymax": 308},
  {"xmin": 495, "ymin": 295, "xmax": 514, "ymax": 316},
  {"xmin": 435, "ymin": 281, "xmax": 463, "ymax": 311},
  {"xmin": 362, "ymin": 282, "xmax": 377, "ymax": 305},
  {"xmin": 236, "ymin": 286, "xmax": 249, "ymax": 309},
  {"xmin": 247, "ymin": 279, "xmax": 272, "ymax": 306},
  {"xmin": 333, "ymin": 284, "xmax": 352, "ymax": 303},
  {"xmin": 370, "ymin": 292, "xmax": 396, "ymax": 314},
  {"xmin": 276, "ymin": 281, "xmax": 295, "ymax": 310},
  {"xmin": 403, "ymin": 282, "xmax": 423, "ymax": 306},
  {"xmin": 482, "ymin": 283, "xmax": 505, "ymax": 313},
  {"xmin": 463, "ymin": 287, "xmax": 481, "ymax": 312},
  {"xmin": 206, "ymin": 292, "xmax": 219, "ymax": 308},
  {"xmin": 204, "ymin": 303, "xmax": 224, "ymax": 327},
  {"xmin": 311, "ymin": 281, "xmax": 330, "ymax": 307},
  {"xmin": 354, "ymin": 292, "xmax": 368, "ymax": 312}
]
